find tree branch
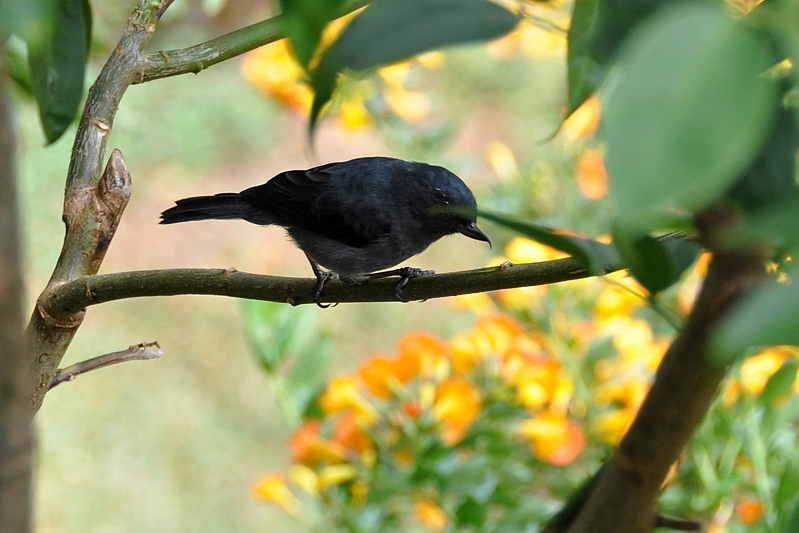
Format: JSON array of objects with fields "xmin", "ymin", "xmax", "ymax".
[
  {"xmin": 137, "ymin": 0, "xmax": 371, "ymax": 84},
  {"xmin": 49, "ymin": 342, "xmax": 163, "ymax": 390},
  {"xmin": 566, "ymin": 205, "xmax": 769, "ymax": 533},
  {"xmin": 26, "ymin": 1, "xmax": 158, "ymax": 412},
  {"xmin": 36, "ymin": 256, "xmax": 608, "ymax": 323}
]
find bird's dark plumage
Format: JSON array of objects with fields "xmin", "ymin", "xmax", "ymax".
[{"xmin": 160, "ymin": 156, "xmax": 490, "ymax": 302}]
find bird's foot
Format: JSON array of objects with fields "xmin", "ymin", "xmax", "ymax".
[
  {"xmin": 366, "ymin": 267, "xmax": 434, "ymax": 302},
  {"xmin": 307, "ymin": 256, "xmax": 339, "ymax": 308}
]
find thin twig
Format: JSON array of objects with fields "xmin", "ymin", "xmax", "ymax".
[
  {"xmin": 48, "ymin": 342, "xmax": 163, "ymax": 390},
  {"xmin": 157, "ymin": 0, "xmax": 175, "ymax": 18}
]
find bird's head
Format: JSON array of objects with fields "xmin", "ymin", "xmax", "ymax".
[{"xmin": 421, "ymin": 166, "xmax": 492, "ymax": 248}]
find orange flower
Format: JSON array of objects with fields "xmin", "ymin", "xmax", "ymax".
[
  {"xmin": 735, "ymin": 497, "xmax": 764, "ymax": 526},
  {"xmin": 414, "ymin": 499, "xmax": 448, "ymax": 532},
  {"xmin": 333, "ymin": 412, "xmax": 373, "ymax": 456},
  {"xmin": 519, "ymin": 412, "xmax": 585, "ymax": 466},
  {"xmin": 433, "ymin": 378, "xmax": 482, "ymax": 445},
  {"xmin": 399, "ymin": 333, "xmax": 448, "ymax": 378},
  {"xmin": 252, "ymin": 473, "xmax": 302, "ymax": 516},
  {"xmin": 358, "ymin": 355, "xmax": 399, "ymax": 399},
  {"xmin": 576, "ymin": 149, "xmax": 609, "ymax": 200},
  {"xmin": 290, "ymin": 420, "xmax": 348, "ymax": 466}
]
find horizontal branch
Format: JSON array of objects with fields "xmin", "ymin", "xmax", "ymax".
[
  {"xmin": 49, "ymin": 342, "xmax": 163, "ymax": 389},
  {"xmin": 138, "ymin": 0, "xmax": 371, "ymax": 83},
  {"xmin": 38, "ymin": 254, "xmax": 614, "ymax": 325}
]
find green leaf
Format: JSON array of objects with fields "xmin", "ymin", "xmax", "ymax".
[
  {"xmin": 27, "ymin": 0, "xmax": 92, "ymax": 144},
  {"xmin": 710, "ymin": 263, "xmax": 799, "ymax": 364},
  {"xmin": 477, "ymin": 210, "xmax": 620, "ymax": 275},
  {"xmin": 602, "ymin": 3, "xmax": 776, "ymax": 231},
  {"xmin": 309, "ymin": 0, "xmax": 519, "ymax": 132},
  {"xmin": 3, "ymin": 40, "xmax": 33, "ymax": 96},
  {"xmin": 725, "ymin": 193, "xmax": 799, "ymax": 251},
  {"xmin": 0, "ymin": 0, "xmax": 56, "ymax": 45},
  {"xmin": 279, "ymin": 0, "xmax": 345, "ymax": 70},
  {"xmin": 761, "ymin": 358, "xmax": 798, "ymax": 403},
  {"xmin": 567, "ymin": 0, "xmax": 709, "ymax": 117},
  {"xmin": 612, "ymin": 229, "xmax": 701, "ymax": 296},
  {"xmin": 566, "ymin": 0, "xmax": 603, "ymax": 115},
  {"xmin": 726, "ymin": 100, "xmax": 799, "ymax": 213},
  {"xmin": 784, "ymin": 493, "xmax": 799, "ymax": 533}
]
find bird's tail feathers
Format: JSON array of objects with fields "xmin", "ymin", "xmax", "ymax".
[{"xmin": 160, "ymin": 193, "xmax": 273, "ymax": 225}]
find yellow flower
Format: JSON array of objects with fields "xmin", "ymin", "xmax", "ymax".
[
  {"xmin": 519, "ymin": 412, "xmax": 585, "ymax": 465},
  {"xmin": 241, "ymin": 41, "xmax": 313, "ymax": 111},
  {"xmin": 562, "ymin": 94, "xmax": 601, "ymax": 139},
  {"xmin": 505, "ymin": 236, "xmax": 567, "ymax": 263},
  {"xmin": 320, "ymin": 376, "xmax": 379, "ymax": 425},
  {"xmin": 451, "ymin": 292, "xmax": 498, "ymax": 316},
  {"xmin": 433, "ymin": 378, "xmax": 482, "ymax": 445},
  {"xmin": 252, "ymin": 473, "xmax": 302, "ymax": 516},
  {"xmin": 591, "ymin": 408, "xmax": 636, "ymax": 444},
  {"xmin": 289, "ymin": 465, "xmax": 318, "ymax": 495},
  {"xmin": 485, "ymin": 141, "xmax": 519, "ymax": 181},
  {"xmin": 337, "ymin": 95, "xmax": 373, "ymax": 129},
  {"xmin": 740, "ymin": 347, "xmax": 793, "ymax": 396},
  {"xmin": 318, "ymin": 464, "xmax": 359, "ymax": 490},
  {"xmin": 414, "ymin": 499, "xmax": 448, "ymax": 532}
]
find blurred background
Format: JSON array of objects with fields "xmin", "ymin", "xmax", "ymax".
[{"xmin": 17, "ymin": 1, "xmax": 581, "ymax": 531}]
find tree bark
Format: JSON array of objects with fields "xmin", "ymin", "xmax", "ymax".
[{"xmin": 0, "ymin": 54, "xmax": 35, "ymax": 533}]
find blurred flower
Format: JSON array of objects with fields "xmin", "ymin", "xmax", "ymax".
[
  {"xmin": 739, "ymin": 346, "xmax": 797, "ymax": 396},
  {"xmin": 576, "ymin": 148, "xmax": 609, "ymax": 200},
  {"xmin": 358, "ymin": 355, "xmax": 401, "ymax": 400},
  {"xmin": 591, "ymin": 407, "xmax": 637, "ymax": 444},
  {"xmin": 399, "ymin": 333, "xmax": 448, "ymax": 379},
  {"xmin": 414, "ymin": 499, "xmax": 448, "ymax": 532},
  {"xmin": 562, "ymin": 95, "xmax": 601, "ymax": 139},
  {"xmin": 320, "ymin": 376, "xmax": 379, "ymax": 425},
  {"xmin": 253, "ymin": 474, "xmax": 302, "ymax": 516},
  {"xmin": 332, "ymin": 411, "xmax": 373, "ymax": 456},
  {"xmin": 506, "ymin": 236, "xmax": 568, "ymax": 263},
  {"xmin": 594, "ymin": 278, "xmax": 643, "ymax": 325},
  {"xmin": 318, "ymin": 464, "xmax": 359, "ymax": 490},
  {"xmin": 734, "ymin": 497, "xmax": 764, "ymax": 526},
  {"xmin": 241, "ymin": 41, "xmax": 313, "ymax": 111},
  {"xmin": 519, "ymin": 411, "xmax": 585, "ymax": 465},
  {"xmin": 452, "ymin": 291, "xmax": 498, "ymax": 317},
  {"xmin": 289, "ymin": 465, "xmax": 319, "ymax": 495},
  {"xmin": 337, "ymin": 95, "xmax": 373, "ymax": 129},
  {"xmin": 290, "ymin": 420, "xmax": 348, "ymax": 466},
  {"xmin": 433, "ymin": 378, "xmax": 482, "ymax": 445},
  {"xmin": 485, "ymin": 141, "xmax": 519, "ymax": 181},
  {"xmin": 488, "ymin": 18, "xmax": 566, "ymax": 61}
]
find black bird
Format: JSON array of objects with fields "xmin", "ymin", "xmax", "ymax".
[{"xmin": 160, "ymin": 156, "xmax": 491, "ymax": 305}]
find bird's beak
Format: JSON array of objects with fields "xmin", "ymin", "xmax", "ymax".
[{"xmin": 459, "ymin": 221, "xmax": 492, "ymax": 248}]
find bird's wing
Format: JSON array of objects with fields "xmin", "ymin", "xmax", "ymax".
[{"xmin": 239, "ymin": 165, "xmax": 392, "ymax": 248}]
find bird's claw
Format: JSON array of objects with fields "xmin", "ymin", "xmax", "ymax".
[
  {"xmin": 308, "ymin": 255, "xmax": 338, "ymax": 308},
  {"xmin": 393, "ymin": 267, "xmax": 434, "ymax": 303}
]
